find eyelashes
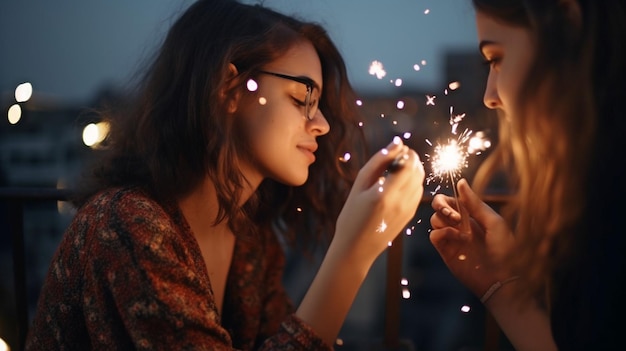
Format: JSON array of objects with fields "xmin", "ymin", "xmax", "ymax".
[
  {"xmin": 482, "ymin": 57, "xmax": 502, "ymax": 69},
  {"xmin": 292, "ymin": 97, "xmax": 306, "ymax": 106},
  {"xmin": 292, "ymin": 97, "xmax": 318, "ymax": 109}
]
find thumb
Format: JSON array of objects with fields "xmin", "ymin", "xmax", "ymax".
[{"xmin": 457, "ymin": 178, "xmax": 498, "ymax": 226}]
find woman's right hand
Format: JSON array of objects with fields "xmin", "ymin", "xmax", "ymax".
[
  {"xmin": 429, "ymin": 179, "xmax": 516, "ymax": 297},
  {"xmin": 332, "ymin": 136, "xmax": 425, "ymax": 266}
]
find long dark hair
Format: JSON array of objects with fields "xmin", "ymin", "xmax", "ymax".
[
  {"xmin": 75, "ymin": 0, "xmax": 366, "ymax": 250},
  {"xmin": 472, "ymin": 0, "xmax": 626, "ymax": 301}
]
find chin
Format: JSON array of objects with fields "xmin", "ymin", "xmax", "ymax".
[{"xmin": 275, "ymin": 172, "xmax": 309, "ymax": 187}]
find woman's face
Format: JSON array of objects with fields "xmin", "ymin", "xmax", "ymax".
[
  {"xmin": 237, "ymin": 39, "xmax": 329, "ymax": 187},
  {"xmin": 476, "ymin": 11, "xmax": 534, "ymax": 119}
]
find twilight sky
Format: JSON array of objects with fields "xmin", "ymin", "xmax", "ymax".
[{"xmin": 0, "ymin": 0, "xmax": 478, "ymax": 105}]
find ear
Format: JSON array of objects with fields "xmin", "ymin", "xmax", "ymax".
[{"xmin": 221, "ymin": 63, "xmax": 240, "ymax": 114}]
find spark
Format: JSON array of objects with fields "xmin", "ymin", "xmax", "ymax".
[
  {"xmin": 426, "ymin": 95, "xmax": 436, "ymax": 105},
  {"xmin": 427, "ymin": 134, "xmax": 469, "ymax": 185},
  {"xmin": 377, "ymin": 219, "xmax": 388, "ymax": 233},
  {"xmin": 426, "ymin": 106, "xmax": 490, "ymax": 187},
  {"xmin": 246, "ymin": 79, "xmax": 258, "ymax": 91},
  {"xmin": 448, "ymin": 81, "xmax": 461, "ymax": 90},
  {"xmin": 423, "ymin": 100, "xmax": 492, "ymax": 231},
  {"xmin": 339, "ymin": 152, "xmax": 352, "ymax": 162},
  {"xmin": 402, "ymin": 288, "xmax": 411, "ymax": 299},
  {"xmin": 369, "ymin": 60, "xmax": 387, "ymax": 79}
]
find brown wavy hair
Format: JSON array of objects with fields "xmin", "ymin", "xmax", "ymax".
[
  {"xmin": 471, "ymin": 0, "xmax": 626, "ymax": 302},
  {"xmin": 74, "ymin": 0, "xmax": 367, "ymax": 251}
]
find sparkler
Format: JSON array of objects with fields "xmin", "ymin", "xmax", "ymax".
[{"xmin": 426, "ymin": 109, "xmax": 490, "ymax": 233}]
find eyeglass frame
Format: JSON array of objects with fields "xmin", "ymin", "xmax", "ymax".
[{"xmin": 257, "ymin": 70, "xmax": 320, "ymax": 120}]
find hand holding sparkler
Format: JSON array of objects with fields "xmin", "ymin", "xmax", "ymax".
[
  {"xmin": 331, "ymin": 136, "xmax": 425, "ymax": 263},
  {"xmin": 429, "ymin": 179, "xmax": 516, "ymax": 299}
]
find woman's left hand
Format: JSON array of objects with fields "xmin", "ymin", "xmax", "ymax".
[
  {"xmin": 429, "ymin": 179, "xmax": 516, "ymax": 297},
  {"xmin": 332, "ymin": 137, "xmax": 425, "ymax": 266}
]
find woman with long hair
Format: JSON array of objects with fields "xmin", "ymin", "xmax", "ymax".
[{"xmin": 26, "ymin": 1, "xmax": 425, "ymax": 349}]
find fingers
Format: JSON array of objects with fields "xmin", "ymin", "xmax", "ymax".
[
  {"xmin": 429, "ymin": 227, "xmax": 469, "ymax": 255},
  {"xmin": 385, "ymin": 149, "xmax": 424, "ymax": 196},
  {"xmin": 353, "ymin": 136, "xmax": 406, "ymax": 191},
  {"xmin": 431, "ymin": 194, "xmax": 461, "ymax": 223},
  {"xmin": 456, "ymin": 179, "xmax": 499, "ymax": 226},
  {"xmin": 355, "ymin": 136, "xmax": 424, "ymax": 199}
]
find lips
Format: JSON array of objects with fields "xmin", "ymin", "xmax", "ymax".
[
  {"xmin": 298, "ymin": 143, "xmax": 318, "ymax": 153},
  {"xmin": 297, "ymin": 143, "xmax": 318, "ymax": 163}
]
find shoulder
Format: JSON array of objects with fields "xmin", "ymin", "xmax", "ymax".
[
  {"xmin": 84, "ymin": 186, "xmax": 162, "ymax": 211},
  {"xmin": 73, "ymin": 187, "xmax": 182, "ymax": 247},
  {"xmin": 79, "ymin": 186, "xmax": 170, "ymax": 222}
]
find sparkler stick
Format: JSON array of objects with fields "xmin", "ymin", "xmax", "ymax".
[{"xmin": 449, "ymin": 172, "xmax": 471, "ymax": 234}]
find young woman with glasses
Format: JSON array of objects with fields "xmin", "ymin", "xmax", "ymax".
[{"xmin": 25, "ymin": 0, "xmax": 425, "ymax": 349}]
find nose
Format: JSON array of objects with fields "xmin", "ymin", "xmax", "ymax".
[
  {"xmin": 308, "ymin": 109, "xmax": 330, "ymax": 136},
  {"xmin": 483, "ymin": 72, "xmax": 501, "ymax": 109}
]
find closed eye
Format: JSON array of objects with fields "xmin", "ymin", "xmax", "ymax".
[
  {"xmin": 292, "ymin": 96, "xmax": 306, "ymax": 107},
  {"xmin": 482, "ymin": 57, "xmax": 501, "ymax": 70}
]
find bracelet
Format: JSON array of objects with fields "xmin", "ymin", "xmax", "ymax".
[{"xmin": 480, "ymin": 276, "xmax": 520, "ymax": 304}]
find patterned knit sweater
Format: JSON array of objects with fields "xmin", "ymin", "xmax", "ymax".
[{"xmin": 25, "ymin": 187, "xmax": 331, "ymax": 350}]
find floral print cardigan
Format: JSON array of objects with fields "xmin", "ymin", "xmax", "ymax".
[{"xmin": 25, "ymin": 187, "xmax": 331, "ymax": 350}]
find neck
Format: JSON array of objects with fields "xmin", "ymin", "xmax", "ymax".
[{"xmin": 177, "ymin": 176, "xmax": 257, "ymax": 235}]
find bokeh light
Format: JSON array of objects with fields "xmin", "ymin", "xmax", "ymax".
[
  {"xmin": 15, "ymin": 82, "xmax": 33, "ymax": 102},
  {"xmin": 82, "ymin": 121, "xmax": 110, "ymax": 147},
  {"xmin": 7, "ymin": 104, "xmax": 22, "ymax": 124}
]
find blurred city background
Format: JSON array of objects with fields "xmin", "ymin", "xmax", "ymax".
[{"xmin": 1, "ymin": 1, "xmax": 510, "ymax": 350}]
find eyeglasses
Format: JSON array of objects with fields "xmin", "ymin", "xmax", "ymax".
[{"xmin": 258, "ymin": 70, "xmax": 319, "ymax": 120}]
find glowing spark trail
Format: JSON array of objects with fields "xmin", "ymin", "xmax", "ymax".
[
  {"xmin": 425, "ymin": 106, "xmax": 491, "ymax": 233},
  {"xmin": 426, "ymin": 128, "xmax": 472, "ymax": 186}
]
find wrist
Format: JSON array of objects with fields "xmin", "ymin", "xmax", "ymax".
[
  {"xmin": 480, "ymin": 276, "xmax": 520, "ymax": 304},
  {"xmin": 325, "ymin": 239, "xmax": 374, "ymax": 278}
]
